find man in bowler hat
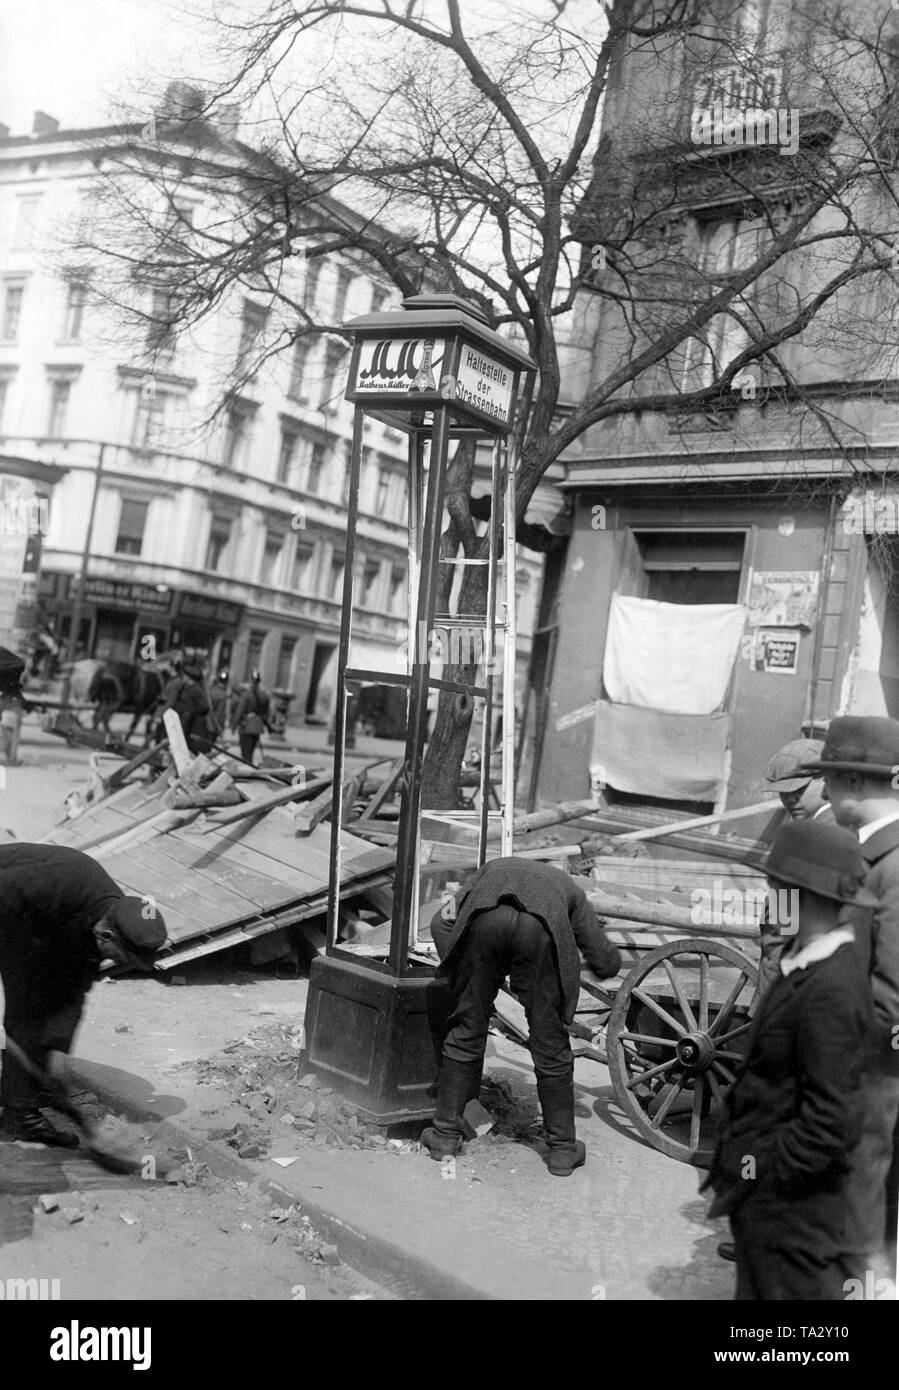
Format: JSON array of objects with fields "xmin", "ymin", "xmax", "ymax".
[
  {"xmin": 423, "ymin": 857, "xmax": 621, "ymax": 1176},
  {"xmin": 0, "ymin": 843, "xmax": 167, "ymax": 1146},
  {"xmin": 703, "ymin": 818, "xmax": 876, "ymax": 1299},
  {"xmin": 801, "ymin": 717, "xmax": 899, "ymax": 1281}
]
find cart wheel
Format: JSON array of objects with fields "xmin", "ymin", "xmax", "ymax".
[{"xmin": 606, "ymin": 938, "xmax": 758, "ymax": 1167}]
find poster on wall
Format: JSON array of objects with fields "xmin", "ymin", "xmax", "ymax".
[
  {"xmin": 754, "ymin": 628, "xmax": 800, "ymax": 675},
  {"xmin": 747, "ymin": 570, "xmax": 819, "ymax": 628}
]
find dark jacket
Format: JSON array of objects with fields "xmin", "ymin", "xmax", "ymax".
[
  {"xmin": 857, "ymin": 820, "xmax": 899, "ymax": 1076},
  {"xmin": 233, "ymin": 684, "xmax": 270, "ymax": 733},
  {"xmin": 705, "ymin": 941, "xmax": 871, "ymax": 1217},
  {"xmin": 439, "ymin": 857, "xmax": 621, "ymax": 1024},
  {"xmin": 0, "ymin": 844, "xmax": 123, "ymax": 1013}
]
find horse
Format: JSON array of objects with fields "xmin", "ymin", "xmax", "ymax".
[{"xmin": 73, "ymin": 659, "xmax": 172, "ymax": 743}]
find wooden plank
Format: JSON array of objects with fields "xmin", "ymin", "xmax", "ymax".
[
  {"xmin": 356, "ymin": 760, "xmax": 403, "ymax": 822},
  {"xmin": 293, "ymin": 786, "xmax": 336, "ymax": 837},
  {"xmin": 163, "ymin": 709, "xmax": 192, "ymax": 775},
  {"xmin": 201, "ymin": 775, "xmax": 333, "ymax": 831},
  {"xmin": 132, "ymin": 831, "xmax": 302, "ymax": 914},
  {"xmin": 109, "ymin": 839, "xmax": 272, "ymax": 928},
  {"xmin": 105, "ymin": 739, "xmax": 168, "ymax": 792},
  {"xmin": 609, "ymin": 801, "xmax": 776, "ymax": 843}
]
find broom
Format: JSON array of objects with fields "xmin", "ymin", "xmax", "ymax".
[{"xmin": 2, "ymin": 1034, "xmax": 145, "ymax": 1176}]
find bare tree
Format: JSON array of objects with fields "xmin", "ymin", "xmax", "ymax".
[{"xmin": 75, "ymin": 0, "xmax": 899, "ymax": 805}]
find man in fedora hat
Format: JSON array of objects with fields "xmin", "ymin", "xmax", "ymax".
[
  {"xmin": 801, "ymin": 716, "xmax": 899, "ymax": 1282},
  {"xmin": 703, "ymin": 818, "xmax": 877, "ymax": 1299},
  {"xmin": 764, "ymin": 738, "xmax": 834, "ymax": 823},
  {"xmin": 0, "ymin": 843, "xmax": 167, "ymax": 1146}
]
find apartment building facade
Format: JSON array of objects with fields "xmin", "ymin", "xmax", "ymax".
[
  {"xmin": 532, "ymin": 0, "xmax": 899, "ymax": 818},
  {"xmin": 0, "ymin": 107, "xmax": 441, "ymax": 721}
]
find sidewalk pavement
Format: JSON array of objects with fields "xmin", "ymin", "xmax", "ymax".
[{"xmin": 66, "ymin": 974, "xmax": 733, "ymax": 1302}]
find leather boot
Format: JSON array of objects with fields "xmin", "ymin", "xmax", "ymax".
[
  {"xmin": 421, "ymin": 1058, "xmax": 482, "ymax": 1161},
  {"xmin": 0, "ymin": 1107, "xmax": 80, "ymax": 1148},
  {"xmin": 537, "ymin": 1077, "xmax": 586, "ymax": 1177}
]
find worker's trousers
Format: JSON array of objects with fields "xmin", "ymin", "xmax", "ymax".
[
  {"xmin": 439, "ymin": 904, "xmax": 573, "ymax": 1082},
  {"xmin": 0, "ymin": 962, "xmax": 84, "ymax": 1111}
]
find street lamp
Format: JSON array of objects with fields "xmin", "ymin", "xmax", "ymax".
[{"xmin": 303, "ymin": 293, "xmax": 535, "ymax": 1123}]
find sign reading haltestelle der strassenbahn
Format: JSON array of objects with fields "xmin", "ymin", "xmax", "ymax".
[{"xmin": 348, "ymin": 334, "xmax": 515, "ymax": 429}]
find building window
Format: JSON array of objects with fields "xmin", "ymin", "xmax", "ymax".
[
  {"xmin": 205, "ymin": 515, "xmax": 233, "ymax": 571},
  {"xmin": 115, "ymin": 498, "xmax": 148, "ymax": 557},
  {"xmin": 62, "ymin": 277, "xmax": 88, "ymax": 341},
  {"xmin": 0, "ymin": 377, "xmax": 9, "ymax": 433},
  {"xmin": 237, "ymin": 301, "xmax": 267, "ymax": 370},
  {"xmin": 46, "ymin": 378, "xmax": 71, "ymax": 438},
  {"xmin": 680, "ymin": 220, "xmax": 760, "ymax": 389},
  {"xmin": 634, "ymin": 531, "xmax": 746, "ymax": 606},
  {"xmin": 370, "ymin": 285, "xmax": 389, "ymax": 314},
  {"xmin": 305, "ymin": 259, "xmax": 322, "ymax": 309},
  {"xmin": 291, "ymin": 544, "xmax": 314, "ymax": 592},
  {"xmin": 320, "ymin": 341, "xmax": 348, "ymax": 409},
  {"xmin": 260, "ymin": 531, "xmax": 284, "ymax": 586},
  {"xmin": 132, "ymin": 389, "xmax": 167, "ymax": 451},
  {"xmin": 277, "ymin": 427, "xmax": 298, "ymax": 484},
  {"xmin": 1, "ymin": 282, "xmax": 25, "ymax": 342},
  {"xmin": 245, "ymin": 630, "xmax": 265, "ymax": 681},
  {"xmin": 146, "ymin": 287, "xmax": 177, "ymax": 359},
  {"xmin": 361, "ymin": 559, "xmax": 381, "ymax": 608},
  {"xmin": 222, "ymin": 401, "xmax": 253, "ymax": 469},
  {"xmin": 307, "ymin": 442, "xmax": 326, "ymax": 494},
  {"xmin": 374, "ymin": 467, "xmax": 391, "ymax": 516},
  {"xmin": 328, "ymin": 554, "xmax": 344, "ymax": 600},
  {"xmin": 389, "ymin": 566, "xmax": 406, "ymax": 615},
  {"xmin": 13, "ymin": 196, "xmax": 42, "ymax": 251},
  {"xmin": 333, "ymin": 267, "xmax": 353, "ymax": 320},
  {"xmin": 288, "ymin": 338, "xmax": 311, "ymax": 402},
  {"xmin": 276, "ymin": 636, "xmax": 296, "ymax": 689}
]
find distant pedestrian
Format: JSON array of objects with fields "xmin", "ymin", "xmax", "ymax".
[
  {"xmin": 703, "ymin": 819, "xmax": 877, "ymax": 1300},
  {"xmin": 0, "ymin": 690, "xmax": 23, "ymax": 767},
  {"xmin": 232, "ymin": 670, "xmax": 271, "ymax": 766},
  {"xmin": 208, "ymin": 669, "xmax": 232, "ymax": 738},
  {"xmin": 160, "ymin": 660, "xmax": 215, "ymax": 755}
]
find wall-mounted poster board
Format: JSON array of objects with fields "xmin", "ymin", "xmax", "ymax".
[
  {"xmin": 754, "ymin": 628, "xmax": 800, "ymax": 675},
  {"xmin": 747, "ymin": 571, "xmax": 818, "ymax": 629}
]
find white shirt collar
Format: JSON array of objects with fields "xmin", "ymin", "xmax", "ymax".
[
  {"xmin": 780, "ymin": 928, "xmax": 855, "ymax": 976},
  {"xmin": 857, "ymin": 809, "xmax": 899, "ymax": 844}
]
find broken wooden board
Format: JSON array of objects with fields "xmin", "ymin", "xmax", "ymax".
[{"xmin": 40, "ymin": 771, "xmax": 394, "ymax": 964}]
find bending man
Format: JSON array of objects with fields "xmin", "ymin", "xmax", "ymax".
[
  {"xmin": 424, "ymin": 857, "xmax": 621, "ymax": 1177},
  {"xmin": 0, "ymin": 843, "xmax": 167, "ymax": 1146}
]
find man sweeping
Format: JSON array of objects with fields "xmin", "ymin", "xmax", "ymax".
[
  {"xmin": 0, "ymin": 843, "xmax": 167, "ymax": 1146},
  {"xmin": 424, "ymin": 857, "xmax": 621, "ymax": 1176}
]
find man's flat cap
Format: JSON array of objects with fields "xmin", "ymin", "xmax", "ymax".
[
  {"xmin": 110, "ymin": 897, "xmax": 167, "ymax": 956},
  {"xmin": 764, "ymin": 738, "xmax": 824, "ymax": 792},
  {"xmin": 766, "ymin": 819, "xmax": 878, "ymax": 905},
  {"xmin": 799, "ymin": 716, "xmax": 899, "ymax": 780}
]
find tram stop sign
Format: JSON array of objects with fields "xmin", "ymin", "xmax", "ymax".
[{"xmin": 344, "ymin": 292, "xmax": 535, "ymax": 435}]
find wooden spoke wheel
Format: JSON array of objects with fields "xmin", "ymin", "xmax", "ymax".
[{"xmin": 606, "ymin": 938, "xmax": 758, "ymax": 1167}]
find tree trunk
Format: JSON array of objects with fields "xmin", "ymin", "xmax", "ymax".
[{"xmin": 420, "ymin": 547, "xmax": 490, "ymax": 810}]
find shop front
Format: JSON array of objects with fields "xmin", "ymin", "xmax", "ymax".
[{"xmin": 41, "ymin": 573, "xmax": 243, "ymax": 667}]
